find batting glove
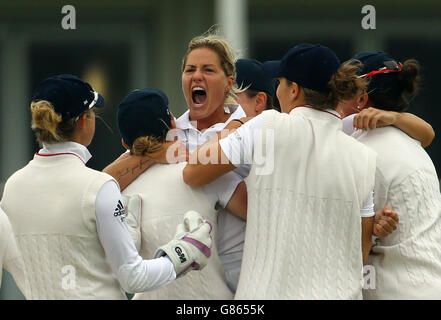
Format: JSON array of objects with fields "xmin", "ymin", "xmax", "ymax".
[{"xmin": 154, "ymin": 211, "xmax": 213, "ymax": 277}]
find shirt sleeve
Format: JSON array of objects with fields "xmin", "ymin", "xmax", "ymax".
[
  {"xmin": 0, "ymin": 208, "xmax": 30, "ymax": 297},
  {"xmin": 201, "ymin": 171, "xmax": 243, "ymax": 209},
  {"xmin": 360, "ymin": 189, "xmax": 375, "ymax": 218},
  {"xmin": 219, "ymin": 114, "xmax": 263, "ymax": 167},
  {"xmin": 95, "ymin": 180, "xmax": 176, "ymax": 294}
]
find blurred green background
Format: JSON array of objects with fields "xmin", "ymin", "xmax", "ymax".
[{"xmin": 1, "ymin": 0, "xmax": 440, "ymax": 299}]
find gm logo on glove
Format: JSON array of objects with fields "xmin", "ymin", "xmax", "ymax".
[{"xmin": 175, "ymin": 246, "xmax": 187, "ymax": 263}]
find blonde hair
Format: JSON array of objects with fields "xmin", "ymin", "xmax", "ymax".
[
  {"xmin": 131, "ymin": 136, "xmax": 165, "ymax": 156},
  {"xmin": 181, "ymin": 28, "xmax": 242, "ymax": 103},
  {"xmin": 30, "ymin": 100, "xmax": 91, "ymax": 145},
  {"xmin": 299, "ymin": 62, "xmax": 367, "ymax": 109}
]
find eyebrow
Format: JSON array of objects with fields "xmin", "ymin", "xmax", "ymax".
[{"xmin": 185, "ymin": 64, "xmax": 217, "ymax": 68}]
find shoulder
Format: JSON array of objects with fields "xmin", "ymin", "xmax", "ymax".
[
  {"xmin": 2, "ymin": 163, "xmax": 33, "ymax": 192},
  {"xmin": 357, "ymin": 126, "xmax": 416, "ymax": 152},
  {"xmin": 336, "ymin": 130, "xmax": 378, "ymax": 163},
  {"xmin": 361, "ymin": 126, "xmax": 409, "ymax": 141},
  {"xmin": 260, "ymin": 110, "xmax": 307, "ymax": 130},
  {"xmin": 259, "ymin": 109, "xmax": 282, "ymax": 123},
  {"xmin": 81, "ymin": 167, "xmax": 118, "ymax": 191},
  {"xmin": 127, "ymin": 162, "xmax": 187, "ymax": 188}
]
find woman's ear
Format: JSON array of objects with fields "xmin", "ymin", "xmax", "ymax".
[
  {"xmin": 76, "ymin": 113, "xmax": 88, "ymax": 129},
  {"xmin": 255, "ymin": 92, "xmax": 268, "ymax": 114},
  {"xmin": 291, "ymin": 82, "xmax": 301, "ymax": 101},
  {"xmin": 226, "ymin": 75, "xmax": 235, "ymax": 93},
  {"xmin": 170, "ymin": 117, "xmax": 177, "ymax": 129},
  {"xmin": 358, "ymin": 90, "xmax": 370, "ymax": 109},
  {"xmin": 121, "ymin": 139, "xmax": 130, "ymax": 150}
]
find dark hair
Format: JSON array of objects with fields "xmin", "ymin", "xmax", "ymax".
[
  {"xmin": 288, "ymin": 62, "xmax": 366, "ymax": 110},
  {"xmin": 367, "ymin": 59, "xmax": 421, "ymax": 112}
]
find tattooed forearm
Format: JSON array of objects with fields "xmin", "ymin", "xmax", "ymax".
[
  {"xmin": 117, "ymin": 158, "xmax": 154, "ymax": 184},
  {"xmin": 130, "ymin": 158, "xmax": 153, "ymax": 175}
]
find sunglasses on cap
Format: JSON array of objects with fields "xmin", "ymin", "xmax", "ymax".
[{"xmin": 358, "ymin": 60, "xmax": 403, "ymax": 79}]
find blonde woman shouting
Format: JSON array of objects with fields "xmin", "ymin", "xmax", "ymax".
[
  {"xmin": 184, "ymin": 44, "xmax": 383, "ymax": 299},
  {"xmin": 104, "ymin": 32, "xmax": 249, "ymax": 293}
]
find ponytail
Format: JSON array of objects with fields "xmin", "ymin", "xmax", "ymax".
[
  {"xmin": 31, "ymin": 100, "xmax": 66, "ymax": 144},
  {"xmin": 398, "ymin": 59, "xmax": 421, "ymax": 105},
  {"xmin": 367, "ymin": 58, "xmax": 421, "ymax": 112},
  {"xmin": 31, "ymin": 100, "xmax": 85, "ymax": 145},
  {"xmin": 302, "ymin": 62, "xmax": 366, "ymax": 109},
  {"xmin": 131, "ymin": 136, "xmax": 165, "ymax": 156}
]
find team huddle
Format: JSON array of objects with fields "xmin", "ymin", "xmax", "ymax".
[{"xmin": 1, "ymin": 30, "xmax": 441, "ymax": 300}]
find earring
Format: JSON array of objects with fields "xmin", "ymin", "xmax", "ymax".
[{"xmin": 356, "ymin": 105, "xmax": 361, "ymax": 110}]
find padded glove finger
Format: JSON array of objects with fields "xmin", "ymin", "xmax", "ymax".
[{"xmin": 183, "ymin": 210, "xmax": 204, "ymax": 232}]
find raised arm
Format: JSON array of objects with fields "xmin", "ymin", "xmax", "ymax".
[
  {"xmin": 353, "ymin": 107, "xmax": 435, "ymax": 147},
  {"xmin": 184, "ymin": 116, "xmax": 258, "ymax": 187},
  {"xmin": 183, "ymin": 139, "xmax": 236, "ymax": 187}
]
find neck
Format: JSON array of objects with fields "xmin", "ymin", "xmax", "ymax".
[
  {"xmin": 192, "ymin": 104, "xmax": 230, "ymax": 131},
  {"xmin": 286, "ymin": 99, "xmax": 308, "ymax": 113},
  {"xmin": 70, "ymin": 132, "xmax": 89, "ymax": 147},
  {"xmin": 335, "ymin": 105, "xmax": 345, "ymax": 117}
]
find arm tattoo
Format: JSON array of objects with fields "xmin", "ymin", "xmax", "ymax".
[{"xmin": 117, "ymin": 158, "xmax": 153, "ymax": 181}]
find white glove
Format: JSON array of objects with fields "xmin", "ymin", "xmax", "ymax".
[{"xmin": 154, "ymin": 211, "xmax": 213, "ymax": 277}]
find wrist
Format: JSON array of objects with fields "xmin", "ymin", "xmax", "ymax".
[{"xmin": 391, "ymin": 111, "xmax": 400, "ymax": 125}]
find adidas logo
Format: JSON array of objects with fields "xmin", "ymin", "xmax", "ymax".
[{"xmin": 114, "ymin": 200, "xmax": 126, "ymax": 222}]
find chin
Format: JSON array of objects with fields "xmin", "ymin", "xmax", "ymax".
[{"xmin": 189, "ymin": 108, "xmax": 207, "ymax": 121}]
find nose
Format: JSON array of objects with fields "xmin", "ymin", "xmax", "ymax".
[{"xmin": 192, "ymin": 68, "xmax": 203, "ymax": 82}]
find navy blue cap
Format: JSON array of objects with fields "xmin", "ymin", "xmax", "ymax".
[
  {"xmin": 352, "ymin": 51, "xmax": 402, "ymax": 94},
  {"xmin": 263, "ymin": 44, "xmax": 341, "ymax": 93},
  {"xmin": 32, "ymin": 74, "xmax": 104, "ymax": 121},
  {"xmin": 236, "ymin": 58, "xmax": 276, "ymax": 97},
  {"xmin": 117, "ymin": 88, "xmax": 171, "ymax": 147}
]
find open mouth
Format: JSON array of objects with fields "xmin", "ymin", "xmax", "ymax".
[{"xmin": 192, "ymin": 87, "xmax": 207, "ymax": 106}]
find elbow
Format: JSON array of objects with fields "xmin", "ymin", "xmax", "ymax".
[
  {"xmin": 422, "ymin": 127, "xmax": 435, "ymax": 148},
  {"xmin": 117, "ymin": 271, "xmax": 137, "ymax": 294},
  {"xmin": 183, "ymin": 165, "xmax": 202, "ymax": 187}
]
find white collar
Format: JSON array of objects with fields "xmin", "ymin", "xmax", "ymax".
[
  {"xmin": 39, "ymin": 141, "xmax": 92, "ymax": 164},
  {"xmin": 289, "ymin": 105, "xmax": 342, "ymax": 119},
  {"xmin": 324, "ymin": 108, "xmax": 342, "ymax": 118},
  {"xmin": 175, "ymin": 103, "xmax": 246, "ymax": 132}
]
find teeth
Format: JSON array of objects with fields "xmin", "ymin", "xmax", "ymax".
[{"xmin": 192, "ymin": 86, "xmax": 205, "ymax": 92}]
